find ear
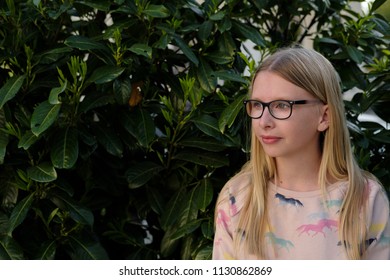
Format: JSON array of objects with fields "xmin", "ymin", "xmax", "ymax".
[{"xmin": 317, "ymin": 104, "xmax": 329, "ymax": 132}]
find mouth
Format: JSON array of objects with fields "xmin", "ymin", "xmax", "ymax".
[{"xmin": 260, "ymin": 136, "xmax": 281, "ymax": 144}]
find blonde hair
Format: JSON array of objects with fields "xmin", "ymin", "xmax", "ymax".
[{"xmin": 230, "ymin": 46, "xmax": 374, "ymax": 259}]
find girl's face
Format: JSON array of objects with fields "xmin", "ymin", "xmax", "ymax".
[{"xmin": 251, "ymin": 71, "xmax": 329, "ymax": 160}]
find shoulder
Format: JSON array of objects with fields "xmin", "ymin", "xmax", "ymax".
[
  {"xmin": 366, "ymin": 177, "xmax": 389, "ymax": 206},
  {"xmin": 216, "ymin": 170, "xmax": 252, "ymax": 217},
  {"xmin": 364, "ymin": 177, "xmax": 390, "ymax": 225}
]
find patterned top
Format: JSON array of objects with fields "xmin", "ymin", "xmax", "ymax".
[{"xmin": 213, "ymin": 172, "xmax": 390, "ymax": 259}]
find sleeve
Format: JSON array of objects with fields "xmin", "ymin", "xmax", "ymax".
[
  {"xmin": 212, "ymin": 188, "xmax": 235, "ymax": 260},
  {"xmin": 364, "ymin": 182, "xmax": 390, "ymax": 260}
]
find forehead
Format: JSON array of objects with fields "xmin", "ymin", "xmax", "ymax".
[{"xmin": 251, "ymin": 71, "xmax": 312, "ymax": 101}]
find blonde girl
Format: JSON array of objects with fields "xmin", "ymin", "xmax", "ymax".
[{"xmin": 213, "ymin": 46, "xmax": 390, "ymax": 259}]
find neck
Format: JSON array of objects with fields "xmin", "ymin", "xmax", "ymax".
[{"xmin": 274, "ymin": 153, "xmax": 322, "ymax": 192}]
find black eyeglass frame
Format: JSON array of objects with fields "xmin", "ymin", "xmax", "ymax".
[{"xmin": 243, "ymin": 99, "xmax": 323, "ymax": 120}]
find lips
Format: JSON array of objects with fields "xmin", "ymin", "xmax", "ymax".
[{"xmin": 260, "ymin": 135, "xmax": 281, "ymax": 144}]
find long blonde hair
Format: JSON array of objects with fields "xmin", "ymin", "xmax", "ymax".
[{"xmin": 233, "ymin": 46, "xmax": 372, "ymax": 259}]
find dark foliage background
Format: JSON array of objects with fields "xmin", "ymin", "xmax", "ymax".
[{"xmin": 0, "ymin": 0, "xmax": 389, "ymax": 259}]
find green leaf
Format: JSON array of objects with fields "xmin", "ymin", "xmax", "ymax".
[
  {"xmin": 317, "ymin": 37, "xmax": 342, "ymax": 45},
  {"xmin": 0, "ymin": 236, "xmax": 23, "ymax": 260},
  {"xmin": 68, "ymin": 235, "xmax": 108, "ymax": 260},
  {"xmin": 194, "ymin": 244, "xmax": 213, "ymax": 260},
  {"xmin": 201, "ymin": 219, "xmax": 214, "ymax": 240},
  {"xmin": 129, "ymin": 43, "xmax": 152, "ymax": 58},
  {"xmin": 36, "ymin": 240, "xmax": 56, "ymax": 260},
  {"xmin": 79, "ymin": 92, "xmax": 114, "ymax": 113},
  {"xmin": 87, "ymin": 65, "xmax": 125, "ymax": 84},
  {"xmin": 372, "ymin": 130, "xmax": 390, "ymax": 144},
  {"xmin": 205, "ymin": 52, "xmax": 233, "ymax": 64},
  {"xmin": 50, "ymin": 190, "xmax": 94, "ymax": 226},
  {"xmin": 214, "ymin": 70, "xmax": 249, "ymax": 84},
  {"xmin": 18, "ymin": 130, "xmax": 39, "ymax": 150},
  {"xmin": 64, "ymin": 35, "xmax": 107, "ymax": 51},
  {"xmin": 160, "ymin": 189, "xmax": 186, "ymax": 230},
  {"xmin": 74, "ymin": 0, "xmax": 110, "ymax": 11},
  {"xmin": 170, "ymin": 219, "xmax": 203, "ymax": 240},
  {"xmin": 178, "ymin": 137, "xmax": 226, "ymax": 152},
  {"xmin": 0, "ymin": 75, "xmax": 26, "ymax": 109},
  {"xmin": 219, "ymin": 94, "xmax": 246, "ymax": 133},
  {"xmin": 48, "ymin": 81, "xmax": 67, "ymax": 105},
  {"xmin": 173, "ymin": 35, "xmax": 199, "ymax": 66},
  {"xmin": 8, "ymin": 193, "xmax": 35, "ymax": 235},
  {"xmin": 39, "ymin": 47, "xmax": 72, "ymax": 64},
  {"xmin": 371, "ymin": 0, "xmax": 387, "ymax": 11},
  {"xmin": 50, "ymin": 127, "xmax": 79, "ymax": 169},
  {"xmin": 198, "ymin": 20, "xmax": 213, "ymax": 41},
  {"xmin": 232, "ymin": 20, "xmax": 266, "ymax": 47},
  {"xmin": 143, "ymin": 4, "xmax": 170, "ymax": 18},
  {"xmin": 121, "ymin": 108, "xmax": 155, "ymax": 148},
  {"xmin": 193, "ymin": 179, "xmax": 213, "ymax": 211},
  {"xmin": 31, "ymin": 101, "xmax": 61, "ymax": 136},
  {"xmin": 126, "ymin": 161, "xmax": 163, "ymax": 189},
  {"xmin": 174, "ymin": 150, "xmax": 229, "ymax": 167},
  {"xmin": 196, "ymin": 58, "xmax": 217, "ymax": 93},
  {"xmin": 93, "ymin": 124, "xmax": 123, "ymax": 157},
  {"xmin": 160, "ymin": 227, "xmax": 180, "ymax": 257},
  {"xmin": 346, "ymin": 45, "xmax": 364, "ymax": 64},
  {"xmin": 192, "ymin": 114, "xmax": 221, "ymax": 138},
  {"xmin": 0, "ymin": 109, "xmax": 9, "ymax": 164},
  {"xmin": 27, "ymin": 162, "xmax": 57, "ymax": 182},
  {"xmin": 113, "ymin": 78, "xmax": 132, "ymax": 105},
  {"xmin": 147, "ymin": 186, "xmax": 165, "ymax": 215}
]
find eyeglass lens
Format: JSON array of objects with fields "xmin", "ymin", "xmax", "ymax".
[{"xmin": 245, "ymin": 100, "xmax": 292, "ymax": 120}]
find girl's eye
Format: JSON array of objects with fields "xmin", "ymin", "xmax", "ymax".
[
  {"xmin": 274, "ymin": 101, "xmax": 290, "ymax": 110},
  {"xmin": 253, "ymin": 101, "xmax": 262, "ymax": 109}
]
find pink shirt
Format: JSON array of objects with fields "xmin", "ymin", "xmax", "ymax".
[{"xmin": 213, "ymin": 172, "xmax": 390, "ymax": 259}]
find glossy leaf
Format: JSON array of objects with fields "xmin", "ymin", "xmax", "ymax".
[
  {"xmin": 192, "ymin": 115, "xmax": 221, "ymax": 138},
  {"xmin": 0, "ymin": 236, "xmax": 23, "ymax": 260},
  {"xmin": 67, "ymin": 235, "xmax": 108, "ymax": 260},
  {"xmin": 8, "ymin": 193, "xmax": 35, "ymax": 235},
  {"xmin": 196, "ymin": 58, "xmax": 216, "ymax": 93},
  {"xmin": 193, "ymin": 179, "xmax": 213, "ymax": 211},
  {"xmin": 129, "ymin": 43, "xmax": 152, "ymax": 58},
  {"xmin": 0, "ymin": 75, "xmax": 25, "ymax": 109},
  {"xmin": 143, "ymin": 4, "xmax": 170, "ymax": 18},
  {"xmin": 87, "ymin": 65, "xmax": 125, "ymax": 84},
  {"xmin": 50, "ymin": 190, "xmax": 94, "ymax": 226},
  {"xmin": 178, "ymin": 137, "xmax": 226, "ymax": 152},
  {"xmin": 0, "ymin": 109, "xmax": 8, "ymax": 164},
  {"xmin": 36, "ymin": 240, "xmax": 56, "ymax": 260},
  {"xmin": 78, "ymin": 92, "xmax": 114, "ymax": 113},
  {"xmin": 64, "ymin": 35, "xmax": 107, "ymax": 50},
  {"xmin": 18, "ymin": 130, "xmax": 39, "ymax": 150},
  {"xmin": 160, "ymin": 189, "xmax": 186, "ymax": 230},
  {"xmin": 31, "ymin": 101, "xmax": 61, "ymax": 136},
  {"xmin": 48, "ymin": 81, "xmax": 67, "ymax": 105},
  {"xmin": 27, "ymin": 162, "xmax": 57, "ymax": 182},
  {"xmin": 75, "ymin": 0, "xmax": 110, "ymax": 11},
  {"xmin": 126, "ymin": 161, "xmax": 163, "ymax": 189},
  {"xmin": 93, "ymin": 124, "xmax": 124, "ymax": 157},
  {"xmin": 173, "ymin": 35, "xmax": 199, "ymax": 66},
  {"xmin": 50, "ymin": 127, "xmax": 79, "ymax": 169},
  {"xmin": 121, "ymin": 108, "xmax": 155, "ymax": 148},
  {"xmin": 219, "ymin": 94, "xmax": 247, "ymax": 133},
  {"xmin": 170, "ymin": 219, "xmax": 203, "ymax": 241},
  {"xmin": 174, "ymin": 150, "xmax": 229, "ymax": 167},
  {"xmin": 232, "ymin": 20, "xmax": 266, "ymax": 47}
]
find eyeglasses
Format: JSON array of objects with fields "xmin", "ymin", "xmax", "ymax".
[{"xmin": 243, "ymin": 99, "xmax": 323, "ymax": 120}]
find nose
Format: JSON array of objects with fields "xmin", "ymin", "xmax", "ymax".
[{"xmin": 256, "ymin": 106, "xmax": 274, "ymax": 128}]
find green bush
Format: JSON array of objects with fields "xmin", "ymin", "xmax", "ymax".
[{"xmin": 0, "ymin": 0, "xmax": 389, "ymax": 259}]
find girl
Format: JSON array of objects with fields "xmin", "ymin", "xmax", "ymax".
[{"xmin": 212, "ymin": 46, "xmax": 390, "ymax": 259}]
